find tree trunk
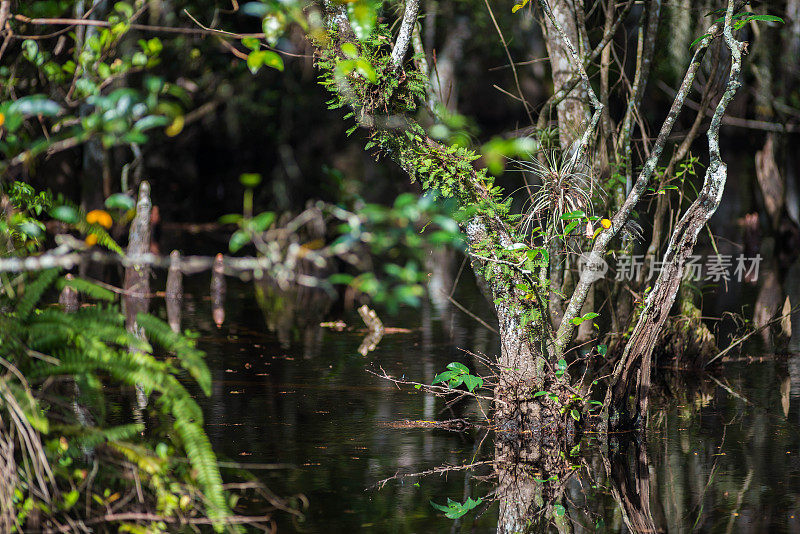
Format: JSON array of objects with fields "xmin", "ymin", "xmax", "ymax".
[{"xmin": 541, "ymin": 3, "xmax": 589, "ymax": 148}]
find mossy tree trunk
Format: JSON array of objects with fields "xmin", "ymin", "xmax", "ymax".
[{"xmin": 320, "ymin": 1, "xmax": 564, "ymax": 438}]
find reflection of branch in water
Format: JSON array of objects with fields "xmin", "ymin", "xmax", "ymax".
[
  {"xmin": 357, "ymin": 305, "xmax": 384, "ymax": 356},
  {"xmin": 689, "ymin": 424, "xmax": 728, "ymax": 530},
  {"xmin": 724, "ymin": 468, "xmax": 753, "ymax": 534},
  {"xmin": 602, "ymin": 440, "xmax": 660, "ymax": 534}
]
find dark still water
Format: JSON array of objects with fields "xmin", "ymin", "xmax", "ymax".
[{"xmin": 164, "ymin": 274, "xmax": 800, "ymax": 533}]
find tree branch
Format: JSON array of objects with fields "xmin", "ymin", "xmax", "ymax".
[
  {"xmin": 390, "ymin": 0, "xmax": 420, "ymax": 67},
  {"xmin": 607, "ymin": 0, "xmax": 746, "ymax": 421},
  {"xmin": 553, "ymin": 10, "xmax": 737, "ymax": 355}
]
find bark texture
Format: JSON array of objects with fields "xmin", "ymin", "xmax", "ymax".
[{"xmin": 608, "ymin": 2, "xmax": 745, "ymax": 424}]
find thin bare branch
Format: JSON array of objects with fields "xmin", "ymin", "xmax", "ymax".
[{"xmin": 390, "ymin": 0, "xmax": 420, "ymax": 67}]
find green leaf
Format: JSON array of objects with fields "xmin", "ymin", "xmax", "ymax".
[
  {"xmin": 556, "ymin": 358, "xmax": 567, "ymax": 378},
  {"xmin": 355, "ymin": 59, "xmax": 377, "ymax": 83},
  {"xmin": 251, "ymin": 211, "xmax": 276, "ymax": 231},
  {"xmin": 447, "ymin": 376, "xmax": 464, "ymax": 388},
  {"xmin": 261, "ymin": 50, "xmax": 284, "ymax": 71},
  {"xmin": 50, "ymin": 205, "xmax": 79, "ymax": 224},
  {"xmin": 446, "ymin": 362, "xmax": 469, "ymax": 374},
  {"xmin": 533, "ymin": 391, "xmax": 548, "ymax": 398},
  {"xmin": 239, "ymin": 173, "xmax": 262, "ymax": 187},
  {"xmin": 433, "ymin": 371, "xmax": 456, "ymax": 385},
  {"xmin": 689, "ymin": 33, "xmax": 711, "ymax": 48},
  {"xmin": 56, "ymin": 276, "xmax": 116, "ymax": 301},
  {"xmin": 328, "ymin": 273, "xmax": 354, "ymax": 284},
  {"xmin": 228, "ymin": 230, "xmax": 250, "ymax": 252},
  {"xmin": 341, "ymin": 42, "xmax": 359, "ymax": 59},
  {"xmin": 462, "ymin": 374, "xmax": 483, "ymax": 392},
  {"xmin": 62, "ymin": 490, "xmax": 79, "ymax": 510},
  {"xmin": 553, "ymin": 504, "xmax": 566, "ymax": 517},
  {"xmin": 10, "ymin": 96, "xmax": 61, "ymax": 117},
  {"xmin": 247, "ymin": 50, "xmax": 282, "ymax": 73},
  {"xmin": 218, "ymin": 213, "xmax": 243, "ymax": 224},
  {"xmin": 105, "ymin": 193, "xmax": 135, "ymax": 211},
  {"xmin": 18, "ymin": 221, "xmax": 43, "ymax": 239},
  {"xmin": 570, "ymin": 409, "xmax": 580, "ymax": 421},
  {"xmin": 745, "ymin": 14, "xmax": 784, "ymax": 23},
  {"xmin": 597, "ymin": 343, "xmax": 607, "ymax": 356},
  {"xmin": 560, "ymin": 210, "xmax": 585, "ymax": 220},
  {"xmin": 241, "ymin": 37, "xmax": 261, "ymax": 50},
  {"xmin": 133, "ymin": 115, "xmax": 169, "ymax": 131},
  {"xmin": 348, "ymin": 0, "xmax": 377, "ymax": 40},
  {"xmin": 562, "ymin": 220, "xmax": 579, "ymax": 235},
  {"xmin": 247, "ymin": 50, "xmax": 265, "ymax": 74}
]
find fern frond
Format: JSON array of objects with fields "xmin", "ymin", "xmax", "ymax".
[
  {"xmin": 15, "ymin": 269, "xmax": 59, "ymax": 319},
  {"xmin": 136, "ymin": 313, "xmax": 212, "ymax": 396},
  {"xmin": 55, "ymin": 276, "xmax": 116, "ymax": 302},
  {"xmin": 173, "ymin": 418, "xmax": 228, "ymax": 528},
  {"xmin": 54, "ymin": 423, "xmax": 144, "ymax": 448}
]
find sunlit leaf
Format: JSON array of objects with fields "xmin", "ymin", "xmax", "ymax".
[
  {"xmin": 10, "ymin": 96, "xmax": 61, "ymax": 117},
  {"xmin": 446, "ymin": 362, "xmax": 469, "ymax": 374},
  {"xmin": 50, "ymin": 205, "xmax": 79, "ymax": 224},
  {"xmin": 105, "ymin": 193, "xmax": 135, "ymax": 211}
]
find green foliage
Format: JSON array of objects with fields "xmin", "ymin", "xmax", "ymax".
[
  {"xmin": 691, "ymin": 9, "xmax": 785, "ymax": 47},
  {"xmin": 0, "ymin": 270, "xmax": 234, "ymax": 531},
  {"xmin": 430, "ymin": 496, "xmax": 482, "ymax": 519},
  {"xmin": 0, "ymin": 1, "xmax": 185, "ymax": 174},
  {"xmin": 1, "ymin": 181, "xmax": 52, "ymax": 251},
  {"xmin": 432, "ymin": 362, "xmax": 484, "ymax": 392},
  {"xmin": 570, "ymin": 312, "xmax": 599, "ymax": 326}
]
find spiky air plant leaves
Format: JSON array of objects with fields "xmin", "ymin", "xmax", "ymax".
[
  {"xmin": 620, "ymin": 218, "xmax": 644, "ymax": 247},
  {"xmin": 517, "ymin": 139, "xmax": 595, "ymax": 237}
]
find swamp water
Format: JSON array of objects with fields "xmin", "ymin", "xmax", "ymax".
[{"xmin": 154, "ymin": 270, "xmax": 800, "ymax": 533}]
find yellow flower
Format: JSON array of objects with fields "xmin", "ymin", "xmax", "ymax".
[
  {"xmin": 600, "ymin": 218, "xmax": 612, "ymax": 229},
  {"xmin": 86, "ymin": 209, "xmax": 113, "ymax": 229},
  {"xmin": 85, "ymin": 233, "xmax": 98, "ymax": 247},
  {"xmin": 0, "ymin": 113, "xmax": 5, "ymax": 128}
]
